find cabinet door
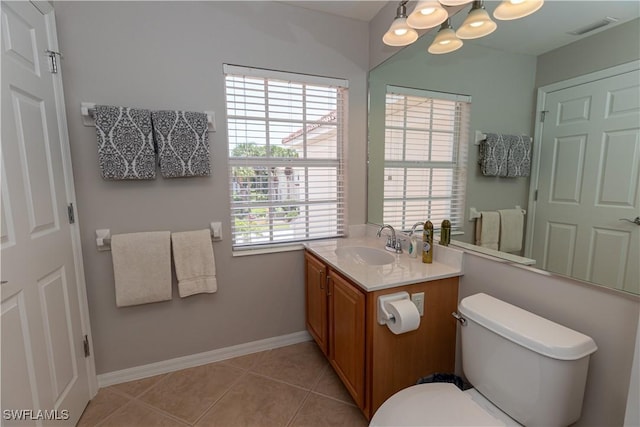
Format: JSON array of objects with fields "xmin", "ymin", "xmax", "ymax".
[
  {"xmin": 305, "ymin": 252, "xmax": 328, "ymax": 355},
  {"xmin": 329, "ymin": 271, "xmax": 366, "ymax": 409}
]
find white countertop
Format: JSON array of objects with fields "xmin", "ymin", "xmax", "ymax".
[{"xmin": 304, "ymin": 225, "xmax": 464, "ymax": 292}]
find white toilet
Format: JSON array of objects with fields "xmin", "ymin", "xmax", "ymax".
[{"xmin": 370, "ymin": 293, "xmax": 598, "ymax": 427}]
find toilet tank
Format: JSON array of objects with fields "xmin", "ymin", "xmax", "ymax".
[{"xmin": 458, "ymin": 293, "xmax": 597, "ymax": 427}]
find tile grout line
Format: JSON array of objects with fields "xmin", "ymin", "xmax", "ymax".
[
  {"xmin": 285, "ymin": 389, "xmax": 313, "ymax": 427},
  {"xmin": 129, "ymin": 396, "xmax": 192, "ymax": 426},
  {"xmin": 189, "ymin": 361, "xmax": 258, "ymax": 426},
  {"xmin": 91, "ymin": 395, "xmax": 134, "ymax": 427},
  {"xmin": 99, "ymin": 373, "xmax": 192, "ymax": 426},
  {"xmin": 189, "ymin": 350, "xmax": 271, "ymax": 426},
  {"xmin": 284, "ymin": 363, "xmax": 333, "ymax": 427},
  {"xmin": 309, "ymin": 389, "xmax": 358, "ymax": 408}
]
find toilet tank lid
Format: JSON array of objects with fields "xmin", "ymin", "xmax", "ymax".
[{"xmin": 459, "ymin": 293, "xmax": 597, "ymax": 360}]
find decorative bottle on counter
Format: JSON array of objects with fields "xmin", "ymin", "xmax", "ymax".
[
  {"xmin": 409, "ymin": 235, "xmax": 419, "ymax": 258},
  {"xmin": 440, "ymin": 219, "xmax": 451, "ymax": 246},
  {"xmin": 422, "ymin": 220, "xmax": 434, "ymax": 264}
]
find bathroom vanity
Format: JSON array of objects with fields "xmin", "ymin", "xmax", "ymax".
[{"xmin": 304, "ymin": 230, "xmax": 464, "ymax": 419}]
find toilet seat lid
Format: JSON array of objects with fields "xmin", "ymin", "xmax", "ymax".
[{"xmin": 369, "ymin": 383, "xmax": 506, "ymax": 427}]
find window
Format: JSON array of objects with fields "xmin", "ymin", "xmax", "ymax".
[
  {"xmin": 383, "ymin": 85, "xmax": 470, "ymax": 232},
  {"xmin": 224, "ymin": 65, "xmax": 347, "ymax": 250}
]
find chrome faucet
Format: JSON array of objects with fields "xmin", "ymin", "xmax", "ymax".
[
  {"xmin": 410, "ymin": 222, "xmax": 424, "ymax": 236},
  {"xmin": 377, "ymin": 224, "xmax": 402, "ymax": 253}
]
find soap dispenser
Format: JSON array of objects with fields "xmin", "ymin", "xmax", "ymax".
[
  {"xmin": 422, "ymin": 220, "xmax": 434, "ymax": 263},
  {"xmin": 440, "ymin": 219, "xmax": 451, "ymax": 246},
  {"xmin": 408, "ymin": 221, "xmax": 424, "ymax": 258},
  {"xmin": 409, "ymin": 234, "xmax": 419, "ymax": 258}
]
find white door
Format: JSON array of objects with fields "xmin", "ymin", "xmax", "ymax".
[
  {"xmin": 531, "ymin": 69, "xmax": 640, "ymax": 294},
  {"xmin": 1, "ymin": 1, "xmax": 91, "ymax": 425}
]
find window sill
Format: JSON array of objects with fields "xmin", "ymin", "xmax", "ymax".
[{"xmin": 232, "ymin": 243, "xmax": 306, "ymax": 257}]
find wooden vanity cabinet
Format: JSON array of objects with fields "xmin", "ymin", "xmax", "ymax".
[
  {"xmin": 304, "ymin": 251, "xmax": 329, "ymax": 356},
  {"xmin": 328, "ymin": 270, "xmax": 366, "ymax": 409},
  {"xmin": 304, "ymin": 250, "xmax": 458, "ymax": 420}
]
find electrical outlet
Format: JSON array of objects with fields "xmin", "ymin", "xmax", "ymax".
[{"xmin": 411, "ymin": 292, "xmax": 425, "ymax": 316}]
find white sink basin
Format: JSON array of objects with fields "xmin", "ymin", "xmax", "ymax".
[{"xmin": 335, "ymin": 246, "xmax": 395, "ymax": 266}]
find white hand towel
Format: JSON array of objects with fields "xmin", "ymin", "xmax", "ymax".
[
  {"xmin": 111, "ymin": 231, "xmax": 172, "ymax": 307},
  {"xmin": 498, "ymin": 209, "xmax": 525, "ymax": 253},
  {"xmin": 171, "ymin": 229, "xmax": 217, "ymax": 298},
  {"xmin": 475, "ymin": 211, "xmax": 500, "ymax": 250}
]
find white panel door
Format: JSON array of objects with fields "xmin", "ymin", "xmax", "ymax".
[
  {"xmin": 1, "ymin": 2, "xmax": 90, "ymax": 425},
  {"xmin": 532, "ymin": 69, "xmax": 640, "ymax": 293}
]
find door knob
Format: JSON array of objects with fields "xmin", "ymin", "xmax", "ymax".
[{"xmin": 619, "ymin": 217, "xmax": 640, "ymax": 225}]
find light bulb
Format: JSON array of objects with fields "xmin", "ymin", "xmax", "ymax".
[
  {"xmin": 407, "ymin": 1, "xmax": 448, "ymax": 29},
  {"xmin": 456, "ymin": 4, "xmax": 497, "ymax": 39},
  {"xmin": 428, "ymin": 21, "xmax": 463, "ymax": 54},
  {"xmin": 383, "ymin": 16, "xmax": 418, "ymax": 46},
  {"xmin": 494, "ymin": 0, "xmax": 544, "ymax": 20}
]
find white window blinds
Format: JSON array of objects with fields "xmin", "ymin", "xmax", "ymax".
[
  {"xmin": 384, "ymin": 85, "xmax": 470, "ymax": 232},
  {"xmin": 224, "ymin": 65, "xmax": 347, "ymax": 249}
]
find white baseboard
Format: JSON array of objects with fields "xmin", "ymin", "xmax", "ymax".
[{"xmin": 97, "ymin": 330, "xmax": 312, "ymax": 388}]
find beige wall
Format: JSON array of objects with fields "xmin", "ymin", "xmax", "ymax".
[
  {"xmin": 536, "ymin": 18, "xmax": 640, "ymax": 88},
  {"xmin": 54, "ymin": 1, "xmax": 369, "ymax": 374}
]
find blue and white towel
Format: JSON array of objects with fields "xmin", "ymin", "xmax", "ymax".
[
  {"xmin": 94, "ymin": 105, "xmax": 156, "ymax": 180},
  {"xmin": 151, "ymin": 110, "xmax": 210, "ymax": 178}
]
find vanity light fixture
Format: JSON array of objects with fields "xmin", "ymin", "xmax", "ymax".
[
  {"xmin": 438, "ymin": 0, "xmax": 473, "ymax": 6},
  {"xmin": 493, "ymin": 0, "xmax": 544, "ymax": 20},
  {"xmin": 382, "ymin": 0, "xmax": 544, "ymax": 52},
  {"xmin": 456, "ymin": 1, "xmax": 497, "ymax": 39},
  {"xmin": 383, "ymin": 1, "xmax": 419, "ymax": 46},
  {"xmin": 407, "ymin": 1, "xmax": 448, "ymax": 29},
  {"xmin": 428, "ymin": 19, "xmax": 463, "ymax": 54}
]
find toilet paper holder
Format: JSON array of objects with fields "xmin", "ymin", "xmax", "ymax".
[{"xmin": 377, "ymin": 292, "xmax": 411, "ymax": 326}]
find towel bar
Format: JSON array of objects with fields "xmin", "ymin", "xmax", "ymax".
[
  {"xmin": 473, "ymin": 130, "xmax": 533, "ymax": 145},
  {"xmin": 469, "ymin": 206, "xmax": 526, "ymax": 221},
  {"xmin": 81, "ymin": 102, "xmax": 216, "ymax": 132},
  {"xmin": 96, "ymin": 223, "xmax": 222, "ymax": 251}
]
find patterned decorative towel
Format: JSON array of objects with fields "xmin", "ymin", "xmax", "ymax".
[
  {"xmin": 479, "ymin": 133, "xmax": 508, "ymax": 177},
  {"xmin": 94, "ymin": 105, "xmax": 156, "ymax": 180},
  {"xmin": 151, "ymin": 110, "xmax": 210, "ymax": 178},
  {"xmin": 506, "ymin": 135, "xmax": 531, "ymax": 177},
  {"xmin": 480, "ymin": 133, "xmax": 532, "ymax": 177}
]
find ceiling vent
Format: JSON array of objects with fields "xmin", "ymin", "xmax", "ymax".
[{"xmin": 568, "ymin": 17, "xmax": 619, "ymax": 36}]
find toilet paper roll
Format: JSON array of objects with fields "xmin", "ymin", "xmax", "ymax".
[{"xmin": 385, "ymin": 299, "xmax": 420, "ymax": 334}]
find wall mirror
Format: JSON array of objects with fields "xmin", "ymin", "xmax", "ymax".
[{"xmin": 367, "ymin": 1, "xmax": 640, "ymax": 295}]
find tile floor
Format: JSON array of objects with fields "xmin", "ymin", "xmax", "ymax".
[{"xmin": 78, "ymin": 341, "xmax": 369, "ymax": 427}]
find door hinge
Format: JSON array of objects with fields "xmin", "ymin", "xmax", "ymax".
[
  {"xmin": 67, "ymin": 203, "xmax": 75, "ymax": 224},
  {"xmin": 45, "ymin": 50, "xmax": 62, "ymax": 74},
  {"xmin": 534, "ymin": 190, "xmax": 538, "ymax": 201},
  {"xmin": 540, "ymin": 110, "xmax": 549, "ymax": 123},
  {"xmin": 83, "ymin": 335, "xmax": 90, "ymax": 358}
]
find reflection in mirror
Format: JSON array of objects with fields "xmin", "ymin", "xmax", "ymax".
[{"xmin": 368, "ymin": 2, "xmax": 640, "ymax": 295}]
